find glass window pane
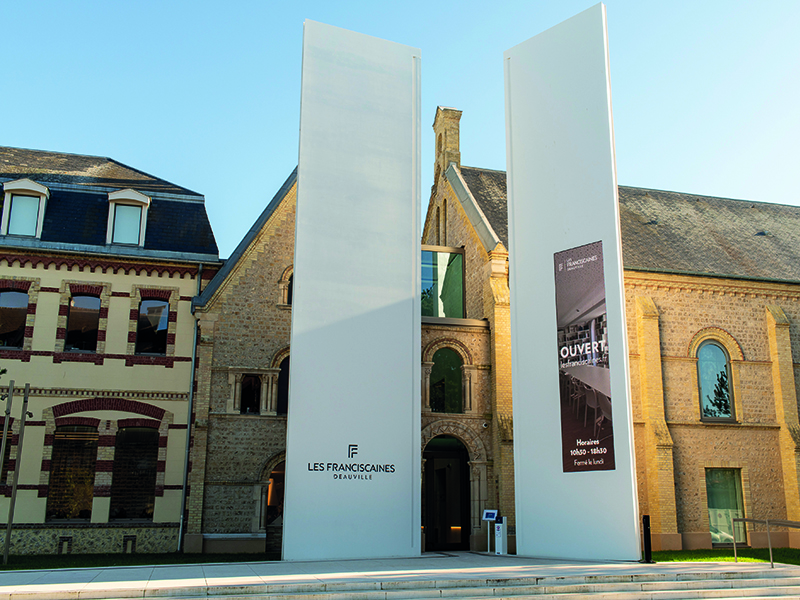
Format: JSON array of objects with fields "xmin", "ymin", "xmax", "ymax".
[
  {"xmin": 136, "ymin": 299, "xmax": 169, "ymax": 354},
  {"xmin": 422, "ymin": 251, "xmax": 464, "ymax": 318},
  {"xmin": 241, "ymin": 375, "xmax": 261, "ymax": 414},
  {"xmin": 8, "ymin": 195, "xmax": 39, "ymax": 236},
  {"xmin": 110, "ymin": 427, "xmax": 159, "ymax": 521},
  {"xmin": 706, "ymin": 468, "xmax": 745, "ymax": 544},
  {"xmin": 277, "ymin": 357, "xmax": 290, "ymax": 415},
  {"xmin": 66, "ymin": 295, "xmax": 101, "ymax": 352},
  {"xmin": 46, "ymin": 426, "xmax": 98, "ymax": 521},
  {"xmin": 431, "ymin": 348, "xmax": 463, "ymax": 413},
  {"xmin": 0, "ymin": 291, "xmax": 28, "ymax": 347},
  {"xmin": 113, "ymin": 204, "xmax": 142, "ymax": 244},
  {"xmin": 698, "ymin": 343, "xmax": 732, "ymax": 419}
]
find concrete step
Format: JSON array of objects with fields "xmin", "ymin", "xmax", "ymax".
[{"xmin": 99, "ymin": 572, "xmax": 800, "ymax": 600}]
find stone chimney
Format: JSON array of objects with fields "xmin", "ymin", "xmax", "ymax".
[{"xmin": 432, "ymin": 107, "xmax": 462, "ymax": 183}]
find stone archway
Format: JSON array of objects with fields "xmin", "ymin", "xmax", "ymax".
[{"xmin": 421, "ymin": 420, "xmax": 489, "ymax": 551}]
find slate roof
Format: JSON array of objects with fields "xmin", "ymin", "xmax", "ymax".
[
  {"xmin": 1, "ymin": 146, "xmax": 218, "ymax": 260},
  {"xmin": 0, "ymin": 146, "xmax": 199, "ymax": 196},
  {"xmin": 459, "ymin": 165, "xmax": 800, "ymax": 284}
]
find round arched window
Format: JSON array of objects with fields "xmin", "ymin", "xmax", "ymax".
[
  {"xmin": 430, "ymin": 348, "xmax": 463, "ymax": 414},
  {"xmin": 697, "ymin": 341, "xmax": 733, "ymax": 420}
]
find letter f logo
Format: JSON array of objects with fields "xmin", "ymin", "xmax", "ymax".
[{"xmin": 348, "ymin": 444, "xmax": 358, "ymax": 458}]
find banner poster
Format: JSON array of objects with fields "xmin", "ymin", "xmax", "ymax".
[{"xmin": 554, "ymin": 240, "xmax": 616, "ymax": 473}]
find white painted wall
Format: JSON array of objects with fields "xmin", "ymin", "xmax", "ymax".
[
  {"xmin": 283, "ymin": 20, "xmax": 421, "ymax": 561},
  {"xmin": 505, "ymin": 3, "xmax": 640, "ymax": 560}
]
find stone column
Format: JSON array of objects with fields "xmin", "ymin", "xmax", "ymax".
[
  {"xmin": 422, "ymin": 362, "xmax": 434, "ymax": 410},
  {"xmin": 263, "ymin": 368, "xmax": 281, "ymax": 414},
  {"xmin": 766, "ymin": 305, "xmax": 800, "ymax": 546},
  {"xmin": 462, "ymin": 365, "xmax": 478, "ymax": 413},
  {"xmin": 469, "ymin": 460, "xmax": 489, "ymax": 550},
  {"xmin": 635, "ymin": 296, "xmax": 680, "ymax": 550}
]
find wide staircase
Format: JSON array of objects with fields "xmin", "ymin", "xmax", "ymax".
[{"xmin": 145, "ymin": 568, "xmax": 800, "ymax": 600}]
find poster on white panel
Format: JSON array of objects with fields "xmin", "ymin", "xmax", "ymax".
[
  {"xmin": 283, "ymin": 20, "xmax": 421, "ymax": 561},
  {"xmin": 505, "ymin": 3, "xmax": 640, "ymax": 560}
]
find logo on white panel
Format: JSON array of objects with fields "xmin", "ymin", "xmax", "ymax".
[{"xmin": 306, "ymin": 444, "xmax": 396, "ymax": 481}]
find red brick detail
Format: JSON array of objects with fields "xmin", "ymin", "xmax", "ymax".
[
  {"xmin": 96, "ymin": 330, "xmax": 106, "ymax": 342},
  {"xmin": 93, "ymin": 485, "xmax": 111, "ymax": 497},
  {"xmin": 52, "ymin": 352, "xmax": 104, "ymax": 366},
  {"xmin": 163, "ymin": 484, "xmax": 183, "ymax": 490},
  {"xmin": 156, "ymin": 461, "xmax": 166, "ymax": 473},
  {"xmin": 26, "ymin": 304, "xmax": 36, "ymax": 315},
  {"xmin": 58, "ymin": 305, "xmax": 69, "ymax": 316},
  {"xmin": 0, "ymin": 417, "xmax": 13, "ymax": 428},
  {"xmin": 69, "ymin": 284, "xmax": 103, "ymax": 296},
  {"xmin": 95, "ymin": 460, "xmax": 114, "ymax": 472},
  {"xmin": 179, "ymin": 296, "xmax": 193, "ymax": 302},
  {"xmin": 5, "ymin": 460, "xmax": 16, "ymax": 473},
  {"xmin": 0, "ymin": 350, "xmax": 30, "ymax": 362},
  {"xmin": 24, "ymin": 326, "xmax": 33, "ymax": 338},
  {"xmin": 97, "ymin": 435, "xmax": 116, "ymax": 447},
  {"xmin": 25, "ymin": 421, "xmax": 45, "ymax": 427},
  {"xmin": 55, "ymin": 417, "xmax": 101, "ymax": 429},
  {"xmin": 118, "ymin": 418, "xmax": 160, "ymax": 430},
  {"xmin": 0, "ymin": 280, "xmax": 31, "ymax": 292},
  {"xmin": 129, "ymin": 309, "xmax": 139, "ymax": 321},
  {"xmin": 99, "ymin": 307, "xmax": 109, "ymax": 319},
  {"xmin": 111, "ymin": 291, "xmax": 130, "ymax": 298},
  {"xmin": 2, "ymin": 484, "xmax": 42, "ymax": 498},
  {"xmin": 0, "ymin": 254, "xmax": 203, "ymax": 278},
  {"xmin": 167, "ymin": 311, "xmax": 177, "ymax": 323},
  {"xmin": 127, "ymin": 331, "xmax": 137, "ymax": 343},
  {"xmin": 155, "ymin": 484, "xmax": 164, "ymax": 497},
  {"xmin": 40, "ymin": 460, "xmax": 51, "ymax": 472},
  {"xmin": 43, "ymin": 435, "xmax": 55, "ymax": 447},
  {"xmin": 56, "ymin": 327, "xmax": 67, "ymax": 340},
  {"xmin": 166, "ymin": 333, "xmax": 176, "ymax": 345},
  {"xmin": 39, "ymin": 286, "xmax": 60, "ymax": 293},
  {"xmin": 37, "ymin": 485, "xmax": 48, "ymax": 497},
  {"xmin": 168, "ymin": 424, "xmax": 188, "ymax": 429},
  {"xmin": 158, "ymin": 436, "xmax": 168, "ymax": 448},
  {"xmin": 139, "ymin": 289, "xmax": 172, "ymax": 301},
  {"xmin": 53, "ymin": 398, "xmax": 165, "ymax": 420}
]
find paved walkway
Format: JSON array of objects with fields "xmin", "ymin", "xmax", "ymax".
[{"xmin": 0, "ymin": 552, "xmax": 798, "ymax": 599}]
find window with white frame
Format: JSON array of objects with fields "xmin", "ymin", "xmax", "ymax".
[
  {"xmin": 1, "ymin": 179, "xmax": 49, "ymax": 238},
  {"xmin": 107, "ymin": 189, "xmax": 150, "ymax": 246}
]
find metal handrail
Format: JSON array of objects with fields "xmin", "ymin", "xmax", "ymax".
[{"xmin": 732, "ymin": 517, "xmax": 800, "ymax": 568}]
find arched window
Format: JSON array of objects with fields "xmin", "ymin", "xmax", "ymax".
[
  {"xmin": 697, "ymin": 341, "xmax": 734, "ymax": 420},
  {"xmin": 240, "ymin": 375, "xmax": 261, "ymax": 414},
  {"xmin": 65, "ymin": 295, "xmax": 101, "ymax": 352},
  {"xmin": 110, "ymin": 427, "xmax": 159, "ymax": 521},
  {"xmin": 287, "ymin": 274, "xmax": 293, "ymax": 306},
  {"xmin": 46, "ymin": 425, "xmax": 98, "ymax": 521},
  {"xmin": 277, "ymin": 356, "xmax": 290, "ymax": 415},
  {"xmin": 430, "ymin": 348, "xmax": 463, "ymax": 413},
  {"xmin": 0, "ymin": 290, "xmax": 28, "ymax": 348}
]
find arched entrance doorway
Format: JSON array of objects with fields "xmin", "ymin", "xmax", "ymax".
[
  {"xmin": 423, "ymin": 435, "xmax": 470, "ymax": 551},
  {"xmin": 262, "ymin": 460, "xmax": 284, "ymax": 553}
]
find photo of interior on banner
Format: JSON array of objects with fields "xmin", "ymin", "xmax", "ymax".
[{"xmin": 555, "ymin": 241, "xmax": 616, "ymax": 473}]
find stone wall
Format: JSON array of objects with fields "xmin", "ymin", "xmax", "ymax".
[{"xmin": 0, "ymin": 524, "xmax": 178, "ymax": 555}]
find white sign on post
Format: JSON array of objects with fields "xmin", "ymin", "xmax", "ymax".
[
  {"xmin": 282, "ymin": 20, "xmax": 421, "ymax": 561},
  {"xmin": 504, "ymin": 4, "xmax": 640, "ymax": 560}
]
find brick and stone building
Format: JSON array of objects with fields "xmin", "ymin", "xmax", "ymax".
[{"xmin": 0, "ymin": 146, "xmax": 219, "ymax": 554}]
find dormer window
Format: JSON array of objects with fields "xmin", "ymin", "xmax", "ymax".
[
  {"xmin": 1, "ymin": 179, "xmax": 49, "ymax": 238},
  {"xmin": 107, "ymin": 189, "xmax": 150, "ymax": 246}
]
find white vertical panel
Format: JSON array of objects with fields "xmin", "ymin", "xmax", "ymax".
[
  {"xmin": 283, "ymin": 20, "xmax": 421, "ymax": 561},
  {"xmin": 505, "ymin": 4, "xmax": 640, "ymax": 560}
]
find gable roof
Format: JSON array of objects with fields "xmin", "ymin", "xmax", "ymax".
[
  {"xmin": 195, "ymin": 168, "xmax": 297, "ymax": 309},
  {"xmin": 457, "ymin": 166, "xmax": 800, "ymax": 284},
  {"xmin": 0, "ymin": 146, "xmax": 200, "ymax": 196}
]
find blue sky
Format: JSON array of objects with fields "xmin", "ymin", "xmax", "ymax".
[{"xmin": 3, "ymin": 1, "xmax": 799, "ymax": 258}]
